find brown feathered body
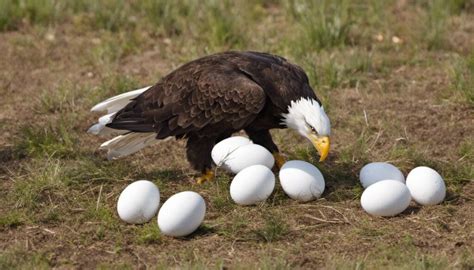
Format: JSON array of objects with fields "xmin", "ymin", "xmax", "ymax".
[{"xmin": 106, "ymin": 51, "xmax": 319, "ymax": 172}]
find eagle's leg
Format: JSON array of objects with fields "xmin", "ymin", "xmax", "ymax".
[
  {"xmin": 272, "ymin": 153, "xmax": 286, "ymax": 170},
  {"xmin": 186, "ymin": 134, "xmax": 215, "ymax": 184},
  {"xmin": 245, "ymin": 129, "xmax": 285, "ymax": 169}
]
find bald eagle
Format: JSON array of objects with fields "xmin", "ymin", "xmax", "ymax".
[{"xmin": 89, "ymin": 51, "xmax": 331, "ymax": 183}]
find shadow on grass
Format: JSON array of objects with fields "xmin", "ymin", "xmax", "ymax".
[
  {"xmin": 399, "ymin": 205, "xmax": 422, "ymax": 216},
  {"xmin": 0, "ymin": 146, "xmax": 24, "ymax": 163},
  {"xmin": 181, "ymin": 224, "xmax": 216, "ymax": 240},
  {"xmin": 141, "ymin": 169, "xmax": 190, "ymax": 184},
  {"xmin": 317, "ymin": 154, "xmax": 364, "ymax": 202}
]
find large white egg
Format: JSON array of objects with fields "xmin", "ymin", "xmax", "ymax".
[
  {"xmin": 217, "ymin": 144, "xmax": 274, "ymax": 174},
  {"xmin": 279, "ymin": 160, "xmax": 325, "ymax": 202},
  {"xmin": 211, "ymin": 136, "xmax": 253, "ymax": 167},
  {"xmin": 406, "ymin": 166, "xmax": 446, "ymax": 205},
  {"xmin": 230, "ymin": 165, "xmax": 275, "ymax": 205},
  {"xmin": 117, "ymin": 180, "xmax": 160, "ymax": 224},
  {"xmin": 359, "ymin": 162, "xmax": 405, "ymax": 188},
  {"xmin": 157, "ymin": 191, "xmax": 206, "ymax": 237},
  {"xmin": 361, "ymin": 180, "xmax": 411, "ymax": 216}
]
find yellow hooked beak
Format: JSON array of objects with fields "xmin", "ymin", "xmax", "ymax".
[{"xmin": 309, "ymin": 135, "xmax": 330, "ymax": 162}]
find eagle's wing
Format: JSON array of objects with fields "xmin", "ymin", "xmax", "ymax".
[{"xmin": 107, "ymin": 70, "xmax": 266, "ymax": 138}]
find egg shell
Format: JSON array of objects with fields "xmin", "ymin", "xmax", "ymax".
[
  {"xmin": 361, "ymin": 180, "xmax": 411, "ymax": 216},
  {"xmin": 406, "ymin": 166, "xmax": 446, "ymax": 205},
  {"xmin": 218, "ymin": 144, "xmax": 275, "ymax": 174},
  {"xmin": 230, "ymin": 165, "xmax": 275, "ymax": 205},
  {"xmin": 359, "ymin": 162, "xmax": 405, "ymax": 188},
  {"xmin": 157, "ymin": 191, "xmax": 206, "ymax": 237},
  {"xmin": 279, "ymin": 160, "xmax": 325, "ymax": 202},
  {"xmin": 211, "ymin": 136, "xmax": 253, "ymax": 167},
  {"xmin": 117, "ymin": 180, "xmax": 160, "ymax": 224}
]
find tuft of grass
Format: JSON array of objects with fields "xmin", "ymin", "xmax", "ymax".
[
  {"xmin": 80, "ymin": 0, "xmax": 130, "ymax": 32},
  {"xmin": 87, "ymin": 32, "xmax": 144, "ymax": 66},
  {"xmin": 0, "ymin": 0, "xmax": 61, "ymax": 31},
  {"xmin": 202, "ymin": 1, "xmax": 248, "ymax": 50},
  {"xmin": 422, "ymin": 0, "xmax": 467, "ymax": 50},
  {"xmin": 135, "ymin": 223, "xmax": 161, "ymax": 244},
  {"xmin": 84, "ymin": 201, "xmax": 119, "ymax": 227},
  {"xmin": 0, "ymin": 212, "xmax": 25, "ymax": 230},
  {"xmin": 10, "ymin": 159, "xmax": 70, "ymax": 210},
  {"xmin": 97, "ymin": 74, "xmax": 141, "ymax": 100},
  {"xmin": 15, "ymin": 119, "xmax": 77, "ymax": 158},
  {"xmin": 217, "ymin": 212, "xmax": 248, "ymax": 239},
  {"xmin": 458, "ymin": 138, "xmax": 474, "ymax": 163},
  {"xmin": 207, "ymin": 174, "xmax": 234, "ymax": 212},
  {"xmin": 451, "ymin": 52, "xmax": 474, "ymax": 105},
  {"xmin": 36, "ymin": 83, "xmax": 84, "ymax": 114},
  {"xmin": 298, "ymin": 49, "xmax": 373, "ymax": 100},
  {"xmin": 139, "ymin": 0, "xmax": 193, "ymax": 36},
  {"xmin": 253, "ymin": 212, "xmax": 288, "ymax": 242},
  {"xmin": 0, "ymin": 249, "xmax": 51, "ymax": 270},
  {"xmin": 66, "ymin": 157, "xmax": 139, "ymax": 186},
  {"xmin": 287, "ymin": 0, "xmax": 352, "ymax": 53}
]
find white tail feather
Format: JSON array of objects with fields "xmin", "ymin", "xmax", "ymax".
[
  {"xmin": 91, "ymin": 86, "xmax": 151, "ymax": 113},
  {"xmin": 99, "ymin": 132, "xmax": 157, "ymax": 160},
  {"xmin": 88, "ymin": 86, "xmax": 151, "ymax": 137}
]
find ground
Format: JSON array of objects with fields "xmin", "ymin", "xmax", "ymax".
[{"xmin": 0, "ymin": 0, "xmax": 473, "ymax": 269}]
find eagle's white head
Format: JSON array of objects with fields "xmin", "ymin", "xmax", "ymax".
[{"xmin": 282, "ymin": 97, "xmax": 331, "ymax": 161}]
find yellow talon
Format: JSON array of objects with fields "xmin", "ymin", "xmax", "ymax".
[
  {"xmin": 272, "ymin": 152, "xmax": 286, "ymax": 170},
  {"xmin": 196, "ymin": 169, "xmax": 215, "ymax": 184}
]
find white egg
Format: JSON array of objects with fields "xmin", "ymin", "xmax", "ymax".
[
  {"xmin": 406, "ymin": 166, "xmax": 446, "ymax": 205},
  {"xmin": 217, "ymin": 144, "xmax": 275, "ymax": 174},
  {"xmin": 279, "ymin": 160, "xmax": 325, "ymax": 202},
  {"xmin": 117, "ymin": 180, "xmax": 160, "ymax": 224},
  {"xmin": 157, "ymin": 191, "xmax": 206, "ymax": 237},
  {"xmin": 230, "ymin": 165, "xmax": 275, "ymax": 205},
  {"xmin": 359, "ymin": 162, "xmax": 405, "ymax": 188},
  {"xmin": 211, "ymin": 136, "xmax": 253, "ymax": 167},
  {"xmin": 361, "ymin": 180, "xmax": 411, "ymax": 216}
]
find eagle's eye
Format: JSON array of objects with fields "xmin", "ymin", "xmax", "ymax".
[
  {"xmin": 304, "ymin": 121, "xmax": 317, "ymax": 134},
  {"xmin": 305, "ymin": 122, "xmax": 316, "ymax": 133}
]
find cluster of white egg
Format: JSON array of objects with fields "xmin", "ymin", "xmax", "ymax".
[
  {"xmin": 116, "ymin": 137, "xmax": 445, "ymax": 236},
  {"xmin": 360, "ymin": 162, "xmax": 446, "ymax": 217},
  {"xmin": 117, "ymin": 181, "xmax": 206, "ymax": 237},
  {"xmin": 212, "ymin": 136, "xmax": 325, "ymax": 205},
  {"xmin": 116, "ymin": 136, "xmax": 325, "ymax": 237}
]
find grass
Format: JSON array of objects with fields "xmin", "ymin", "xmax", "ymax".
[
  {"xmin": 424, "ymin": 0, "xmax": 452, "ymax": 50},
  {"xmin": 0, "ymin": 0, "xmax": 60, "ymax": 31},
  {"xmin": 10, "ymin": 158, "xmax": 70, "ymax": 210},
  {"xmin": 253, "ymin": 212, "xmax": 288, "ymax": 242},
  {"xmin": 135, "ymin": 222, "xmax": 161, "ymax": 244},
  {"xmin": 451, "ymin": 51, "xmax": 474, "ymax": 105},
  {"xmin": 0, "ymin": 249, "xmax": 51, "ymax": 270},
  {"xmin": 0, "ymin": 0, "xmax": 473, "ymax": 268},
  {"xmin": 15, "ymin": 119, "xmax": 77, "ymax": 158},
  {"xmin": 286, "ymin": 0, "xmax": 353, "ymax": 53},
  {"xmin": 0, "ymin": 212, "xmax": 24, "ymax": 230}
]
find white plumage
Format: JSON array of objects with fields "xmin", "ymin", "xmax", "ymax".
[
  {"xmin": 89, "ymin": 86, "xmax": 157, "ymax": 159},
  {"xmin": 91, "ymin": 86, "xmax": 151, "ymax": 113},
  {"xmin": 100, "ymin": 132, "xmax": 157, "ymax": 160},
  {"xmin": 281, "ymin": 97, "xmax": 331, "ymax": 137}
]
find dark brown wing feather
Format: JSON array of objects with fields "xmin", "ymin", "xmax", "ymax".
[
  {"xmin": 107, "ymin": 51, "xmax": 319, "ymax": 138},
  {"xmin": 107, "ymin": 60, "xmax": 266, "ymax": 139}
]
